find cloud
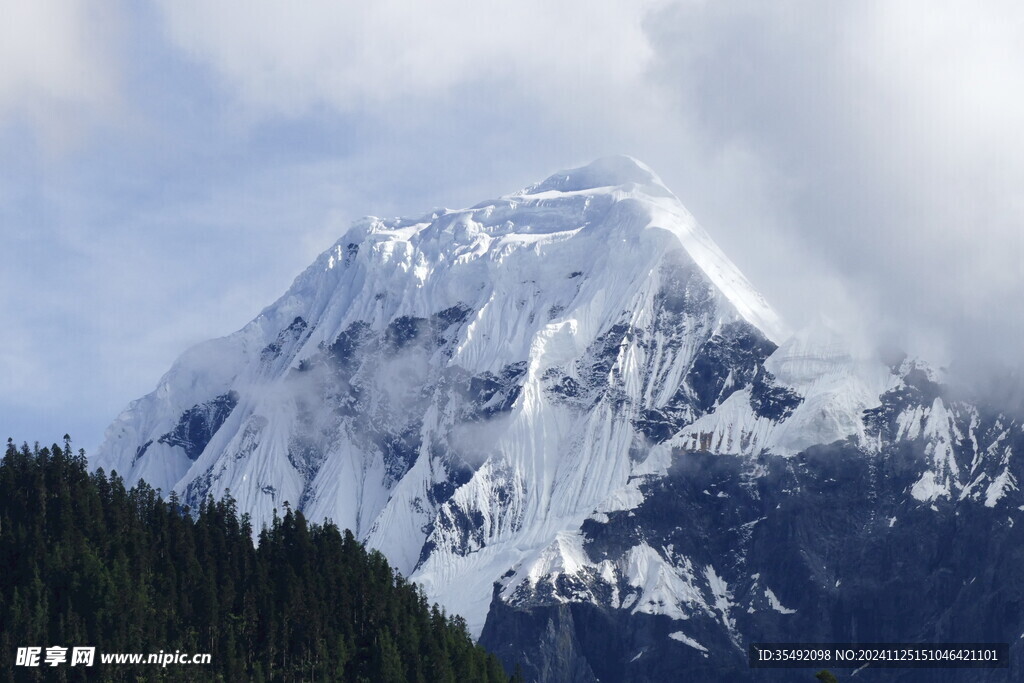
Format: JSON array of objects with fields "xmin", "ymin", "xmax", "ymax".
[
  {"xmin": 0, "ymin": 0, "xmax": 121, "ymax": 149},
  {"xmin": 155, "ymin": 0, "xmax": 664, "ymax": 114},
  {"xmin": 636, "ymin": 1, "xmax": 1024, "ymax": 374}
]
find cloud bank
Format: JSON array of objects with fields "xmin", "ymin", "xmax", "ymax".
[
  {"xmin": 0, "ymin": 0, "xmax": 121, "ymax": 149},
  {"xmin": 155, "ymin": 0, "xmax": 663, "ymax": 111}
]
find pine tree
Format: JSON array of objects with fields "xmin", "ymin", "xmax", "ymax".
[{"xmin": 0, "ymin": 437, "xmax": 518, "ymax": 681}]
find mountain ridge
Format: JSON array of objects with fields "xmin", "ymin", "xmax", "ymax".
[{"xmin": 92, "ymin": 158, "xmax": 1024, "ymax": 680}]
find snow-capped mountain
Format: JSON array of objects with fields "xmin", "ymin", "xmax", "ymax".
[{"xmin": 94, "ymin": 157, "xmax": 1024, "ymax": 681}]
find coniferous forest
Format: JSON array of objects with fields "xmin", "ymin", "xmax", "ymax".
[{"xmin": 0, "ymin": 438, "xmax": 518, "ymax": 682}]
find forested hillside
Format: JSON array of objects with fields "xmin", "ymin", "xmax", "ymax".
[{"xmin": 0, "ymin": 438, "xmax": 516, "ymax": 682}]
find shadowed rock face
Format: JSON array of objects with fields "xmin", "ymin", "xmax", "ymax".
[
  {"xmin": 156, "ymin": 391, "xmax": 239, "ymax": 462},
  {"xmin": 481, "ymin": 402, "xmax": 1024, "ymax": 683}
]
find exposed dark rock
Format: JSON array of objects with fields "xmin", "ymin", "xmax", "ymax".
[
  {"xmin": 482, "ymin": 439, "xmax": 1024, "ymax": 682},
  {"xmin": 749, "ymin": 366, "xmax": 803, "ymax": 421},
  {"xmin": 683, "ymin": 321, "xmax": 776, "ymax": 414},
  {"xmin": 157, "ymin": 391, "xmax": 239, "ymax": 461}
]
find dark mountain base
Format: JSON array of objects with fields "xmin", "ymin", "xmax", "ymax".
[{"xmin": 481, "ymin": 446, "xmax": 1024, "ymax": 682}]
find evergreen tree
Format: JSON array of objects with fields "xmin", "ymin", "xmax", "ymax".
[{"xmin": 0, "ymin": 437, "xmax": 518, "ymax": 682}]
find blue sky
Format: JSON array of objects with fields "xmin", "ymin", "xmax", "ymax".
[{"xmin": 4, "ymin": 1, "xmax": 1024, "ymax": 451}]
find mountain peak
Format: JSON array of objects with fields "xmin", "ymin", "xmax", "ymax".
[
  {"xmin": 96, "ymin": 156, "xmax": 789, "ymax": 634},
  {"xmin": 519, "ymin": 155, "xmax": 673, "ymax": 198}
]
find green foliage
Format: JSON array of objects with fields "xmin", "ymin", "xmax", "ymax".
[
  {"xmin": 815, "ymin": 669, "xmax": 839, "ymax": 683},
  {"xmin": 0, "ymin": 438, "xmax": 514, "ymax": 682}
]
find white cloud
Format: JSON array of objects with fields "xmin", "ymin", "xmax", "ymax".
[
  {"xmin": 838, "ymin": 2, "xmax": 1024, "ymax": 271},
  {"xmin": 155, "ymin": 0, "xmax": 664, "ymax": 113},
  {"xmin": 637, "ymin": 1, "xmax": 1024, "ymax": 370},
  {"xmin": 0, "ymin": 0, "xmax": 120, "ymax": 148},
  {"xmin": 825, "ymin": 3, "xmax": 1024, "ymax": 362}
]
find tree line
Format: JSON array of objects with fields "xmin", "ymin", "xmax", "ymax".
[{"xmin": 0, "ymin": 437, "xmax": 519, "ymax": 682}]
